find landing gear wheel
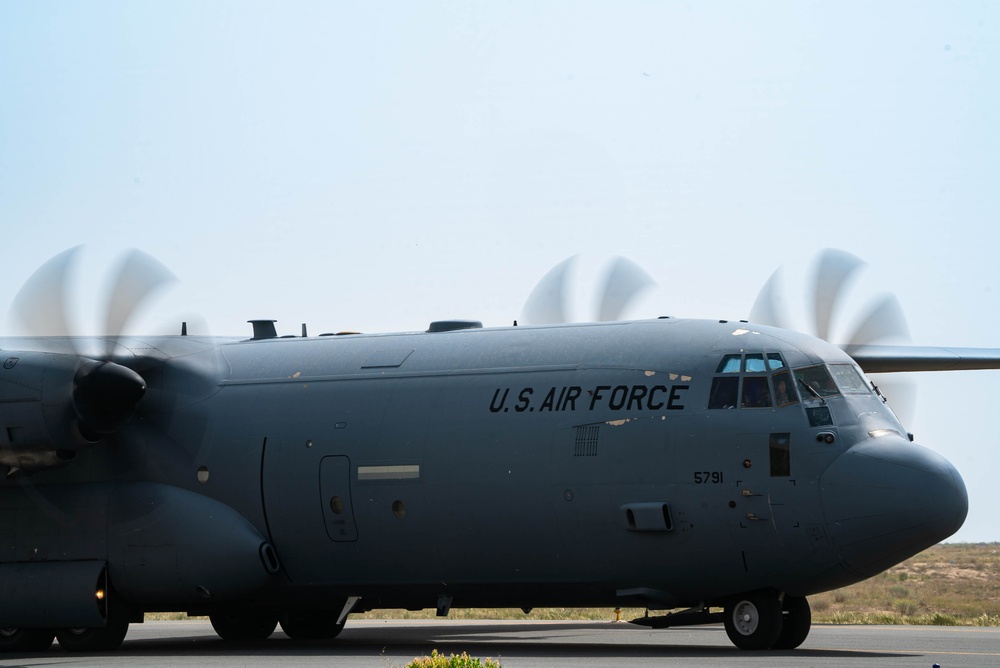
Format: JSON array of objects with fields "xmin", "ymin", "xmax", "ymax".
[
  {"xmin": 724, "ymin": 592, "xmax": 783, "ymax": 650},
  {"xmin": 210, "ymin": 611, "xmax": 278, "ymax": 641},
  {"xmin": 773, "ymin": 595, "xmax": 811, "ymax": 650},
  {"xmin": 279, "ymin": 612, "xmax": 344, "ymax": 640},
  {"xmin": 56, "ymin": 616, "xmax": 129, "ymax": 653},
  {"xmin": 56, "ymin": 586, "xmax": 130, "ymax": 652},
  {"xmin": 0, "ymin": 628, "xmax": 55, "ymax": 652}
]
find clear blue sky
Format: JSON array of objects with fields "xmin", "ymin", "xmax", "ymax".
[{"xmin": 1, "ymin": 2, "xmax": 997, "ymax": 541}]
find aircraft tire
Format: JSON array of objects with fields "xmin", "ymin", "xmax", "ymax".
[
  {"xmin": 55, "ymin": 617, "xmax": 129, "ymax": 653},
  {"xmin": 55, "ymin": 587, "xmax": 130, "ymax": 652},
  {"xmin": 210, "ymin": 611, "xmax": 278, "ymax": 641},
  {"xmin": 0, "ymin": 628, "xmax": 55, "ymax": 652},
  {"xmin": 773, "ymin": 596, "xmax": 811, "ymax": 650},
  {"xmin": 723, "ymin": 592, "xmax": 783, "ymax": 650},
  {"xmin": 279, "ymin": 612, "xmax": 345, "ymax": 640}
]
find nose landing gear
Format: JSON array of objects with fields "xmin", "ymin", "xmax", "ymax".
[{"xmin": 723, "ymin": 592, "xmax": 811, "ymax": 650}]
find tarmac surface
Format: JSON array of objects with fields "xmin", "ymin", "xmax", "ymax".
[{"xmin": 2, "ymin": 619, "xmax": 999, "ymax": 667}]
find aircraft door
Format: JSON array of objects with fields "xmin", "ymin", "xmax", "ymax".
[
  {"xmin": 261, "ymin": 437, "xmax": 360, "ymax": 583},
  {"xmin": 320, "ymin": 456, "xmax": 358, "ymax": 542}
]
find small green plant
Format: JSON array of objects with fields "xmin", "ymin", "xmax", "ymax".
[
  {"xmin": 888, "ymin": 585, "xmax": 910, "ymax": 598},
  {"xmin": 405, "ymin": 649, "xmax": 501, "ymax": 668},
  {"xmin": 929, "ymin": 613, "xmax": 960, "ymax": 626}
]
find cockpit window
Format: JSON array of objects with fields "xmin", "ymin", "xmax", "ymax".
[
  {"xmin": 709, "ymin": 353, "xmax": 800, "ymax": 410},
  {"xmin": 794, "ymin": 365, "xmax": 839, "ymax": 398},
  {"xmin": 708, "ymin": 376, "xmax": 739, "ymax": 408},
  {"xmin": 744, "ymin": 354, "xmax": 767, "ymax": 373},
  {"xmin": 741, "ymin": 376, "xmax": 772, "ymax": 408},
  {"xmin": 716, "ymin": 355, "xmax": 742, "ymax": 373},
  {"xmin": 772, "ymin": 370, "xmax": 798, "ymax": 406},
  {"xmin": 829, "ymin": 364, "xmax": 871, "ymax": 394}
]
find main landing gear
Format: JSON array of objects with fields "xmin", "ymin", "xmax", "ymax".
[
  {"xmin": 0, "ymin": 617, "xmax": 129, "ymax": 653},
  {"xmin": 0, "ymin": 585, "xmax": 132, "ymax": 653},
  {"xmin": 208, "ymin": 609, "xmax": 346, "ymax": 642},
  {"xmin": 723, "ymin": 592, "xmax": 811, "ymax": 650},
  {"xmin": 0, "ymin": 628, "xmax": 55, "ymax": 653},
  {"xmin": 629, "ymin": 590, "xmax": 812, "ymax": 650}
]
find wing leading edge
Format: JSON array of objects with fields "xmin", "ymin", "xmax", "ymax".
[{"xmin": 844, "ymin": 344, "xmax": 1000, "ymax": 373}]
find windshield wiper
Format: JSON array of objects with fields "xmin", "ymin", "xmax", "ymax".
[{"xmin": 797, "ymin": 378, "xmax": 825, "ymax": 403}]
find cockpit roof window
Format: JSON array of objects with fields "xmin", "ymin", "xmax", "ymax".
[
  {"xmin": 744, "ymin": 354, "xmax": 767, "ymax": 373},
  {"xmin": 794, "ymin": 365, "xmax": 840, "ymax": 398},
  {"xmin": 767, "ymin": 353, "xmax": 785, "ymax": 371},
  {"xmin": 716, "ymin": 354, "xmax": 742, "ymax": 373},
  {"xmin": 830, "ymin": 363, "xmax": 871, "ymax": 394}
]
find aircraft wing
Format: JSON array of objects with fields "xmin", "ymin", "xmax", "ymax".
[{"xmin": 844, "ymin": 344, "xmax": 1000, "ymax": 373}]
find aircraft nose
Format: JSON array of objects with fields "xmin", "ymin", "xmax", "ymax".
[{"xmin": 819, "ymin": 436, "xmax": 968, "ymax": 577}]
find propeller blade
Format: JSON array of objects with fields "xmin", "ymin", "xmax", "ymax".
[
  {"xmin": 748, "ymin": 267, "xmax": 787, "ymax": 327},
  {"xmin": 812, "ymin": 249, "xmax": 866, "ymax": 342},
  {"xmin": 844, "ymin": 294, "xmax": 911, "ymax": 346},
  {"xmin": 8, "ymin": 246, "xmax": 81, "ymax": 338},
  {"xmin": 750, "ymin": 248, "xmax": 916, "ymax": 429},
  {"xmin": 521, "ymin": 256, "xmax": 576, "ymax": 325},
  {"xmin": 102, "ymin": 250, "xmax": 176, "ymax": 353},
  {"xmin": 596, "ymin": 256, "xmax": 655, "ymax": 322}
]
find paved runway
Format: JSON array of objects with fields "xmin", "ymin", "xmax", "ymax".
[{"xmin": 3, "ymin": 619, "xmax": 999, "ymax": 667}]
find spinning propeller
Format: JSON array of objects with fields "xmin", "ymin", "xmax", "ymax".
[
  {"xmin": 3, "ymin": 247, "xmax": 176, "ymax": 468},
  {"xmin": 749, "ymin": 249, "xmax": 911, "ymax": 348},
  {"xmin": 749, "ymin": 248, "xmax": 916, "ymax": 426},
  {"xmin": 520, "ymin": 255, "xmax": 656, "ymax": 325}
]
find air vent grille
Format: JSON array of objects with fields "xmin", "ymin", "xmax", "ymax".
[{"xmin": 573, "ymin": 425, "xmax": 599, "ymax": 457}]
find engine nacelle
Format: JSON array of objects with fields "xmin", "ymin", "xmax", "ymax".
[{"xmin": 0, "ymin": 351, "xmax": 145, "ymax": 474}]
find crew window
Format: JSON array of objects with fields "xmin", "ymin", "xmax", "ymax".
[
  {"xmin": 794, "ymin": 365, "xmax": 839, "ymax": 399},
  {"xmin": 772, "ymin": 370, "xmax": 798, "ymax": 407},
  {"xmin": 708, "ymin": 376, "xmax": 739, "ymax": 409},
  {"xmin": 716, "ymin": 355, "xmax": 742, "ymax": 373},
  {"xmin": 767, "ymin": 353, "xmax": 785, "ymax": 370},
  {"xmin": 829, "ymin": 364, "xmax": 871, "ymax": 394},
  {"xmin": 744, "ymin": 354, "xmax": 767, "ymax": 373},
  {"xmin": 741, "ymin": 376, "xmax": 772, "ymax": 408}
]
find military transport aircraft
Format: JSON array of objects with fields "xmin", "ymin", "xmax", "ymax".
[{"xmin": 0, "ymin": 247, "xmax": 996, "ymax": 653}]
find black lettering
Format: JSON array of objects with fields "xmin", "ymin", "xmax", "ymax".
[
  {"xmin": 563, "ymin": 386, "xmax": 582, "ymax": 411},
  {"xmin": 515, "ymin": 388, "xmax": 533, "ymax": 412},
  {"xmin": 627, "ymin": 385, "xmax": 648, "ymax": 410},
  {"xmin": 647, "ymin": 385, "xmax": 667, "ymax": 410},
  {"xmin": 609, "ymin": 385, "xmax": 629, "ymax": 410},
  {"xmin": 589, "ymin": 386, "xmax": 610, "ymax": 410},
  {"xmin": 668, "ymin": 385, "xmax": 689, "ymax": 410},
  {"xmin": 540, "ymin": 387, "xmax": 557, "ymax": 411},
  {"xmin": 490, "ymin": 388, "xmax": 509, "ymax": 413},
  {"xmin": 555, "ymin": 386, "xmax": 568, "ymax": 411}
]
